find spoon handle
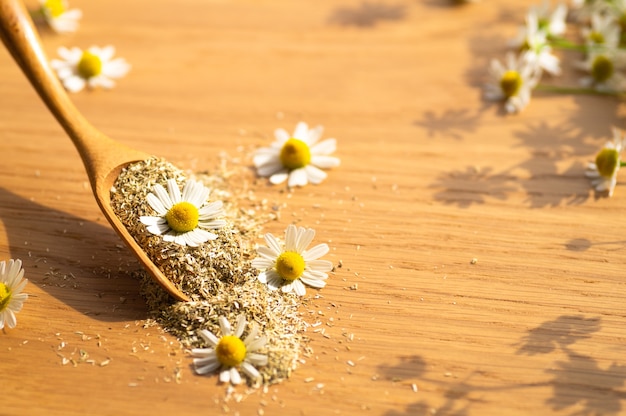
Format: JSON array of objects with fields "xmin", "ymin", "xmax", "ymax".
[
  {"xmin": 0, "ymin": 0, "xmax": 143, "ymax": 187},
  {"xmin": 0, "ymin": 0, "xmax": 95, "ymax": 134}
]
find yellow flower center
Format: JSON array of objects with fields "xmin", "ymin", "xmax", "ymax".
[
  {"xmin": 275, "ymin": 251, "xmax": 305, "ymax": 281},
  {"xmin": 77, "ymin": 51, "xmax": 103, "ymax": 79},
  {"xmin": 500, "ymin": 70, "xmax": 523, "ymax": 98},
  {"xmin": 43, "ymin": 0, "xmax": 65, "ymax": 17},
  {"xmin": 589, "ymin": 31, "xmax": 605, "ymax": 44},
  {"xmin": 215, "ymin": 335, "xmax": 247, "ymax": 367},
  {"xmin": 595, "ymin": 148, "xmax": 619, "ymax": 178},
  {"xmin": 280, "ymin": 138, "xmax": 311, "ymax": 170},
  {"xmin": 591, "ymin": 55, "xmax": 614, "ymax": 83},
  {"xmin": 0, "ymin": 283, "xmax": 11, "ymax": 311},
  {"xmin": 165, "ymin": 201, "xmax": 199, "ymax": 233}
]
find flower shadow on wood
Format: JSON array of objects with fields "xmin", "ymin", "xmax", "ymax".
[
  {"xmin": 516, "ymin": 315, "xmax": 626, "ymax": 415},
  {"xmin": 429, "ymin": 120, "xmax": 595, "ymax": 208},
  {"xmin": 413, "ymin": 109, "xmax": 481, "ymax": 140},
  {"xmin": 0, "ymin": 187, "xmax": 146, "ymax": 321},
  {"xmin": 429, "ymin": 166, "xmax": 517, "ymax": 208},
  {"xmin": 327, "ymin": 1, "xmax": 407, "ymax": 27},
  {"xmin": 377, "ymin": 356, "xmax": 475, "ymax": 416},
  {"xmin": 511, "ymin": 121, "xmax": 596, "ymax": 207}
]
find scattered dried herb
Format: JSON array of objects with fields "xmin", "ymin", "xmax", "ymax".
[{"xmin": 111, "ymin": 157, "xmax": 308, "ymax": 385}]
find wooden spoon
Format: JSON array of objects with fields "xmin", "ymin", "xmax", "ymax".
[{"xmin": 0, "ymin": 0, "xmax": 190, "ymax": 301}]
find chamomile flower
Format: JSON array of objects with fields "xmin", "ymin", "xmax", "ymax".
[
  {"xmin": 577, "ymin": 48, "xmax": 626, "ymax": 92},
  {"xmin": 253, "ymin": 121, "xmax": 340, "ymax": 188},
  {"xmin": 530, "ymin": 1, "xmax": 568, "ymax": 38},
  {"xmin": 50, "ymin": 46, "xmax": 131, "ymax": 93},
  {"xmin": 140, "ymin": 178, "xmax": 226, "ymax": 247},
  {"xmin": 0, "ymin": 259, "xmax": 28, "ymax": 330},
  {"xmin": 586, "ymin": 127, "xmax": 626, "ymax": 196},
  {"xmin": 38, "ymin": 0, "xmax": 82, "ymax": 34},
  {"xmin": 252, "ymin": 224, "xmax": 333, "ymax": 296},
  {"xmin": 484, "ymin": 52, "xmax": 541, "ymax": 113},
  {"xmin": 582, "ymin": 12, "xmax": 620, "ymax": 50},
  {"xmin": 191, "ymin": 315, "xmax": 268, "ymax": 385},
  {"xmin": 512, "ymin": 11, "xmax": 562, "ymax": 75}
]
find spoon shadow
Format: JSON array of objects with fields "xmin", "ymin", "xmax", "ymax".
[{"xmin": 0, "ymin": 187, "xmax": 148, "ymax": 322}]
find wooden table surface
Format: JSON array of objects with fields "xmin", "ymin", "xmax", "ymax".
[{"xmin": 2, "ymin": 0, "xmax": 625, "ymax": 415}]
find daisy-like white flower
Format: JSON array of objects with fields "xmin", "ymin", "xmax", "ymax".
[
  {"xmin": 252, "ymin": 224, "xmax": 333, "ymax": 296},
  {"xmin": 577, "ymin": 48, "xmax": 626, "ymax": 92},
  {"xmin": 586, "ymin": 127, "xmax": 626, "ymax": 196},
  {"xmin": 50, "ymin": 46, "xmax": 131, "ymax": 93},
  {"xmin": 191, "ymin": 315, "xmax": 268, "ymax": 385},
  {"xmin": 511, "ymin": 12, "xmax": 562, "ymax": 75},
  {"xmin": 38, "ymin": 0, "xmax": 82, "ymax": 34},
  {"xmin": 140, "ymin": 178, "xmax": 226, "ymax": 247},
  {"xmin": 484, "ymin": 52, "xmax": 541, "ymax": 114},
  {"xmin": 582, "ymin": 12, "xmax": 621, "ymax": 50},
  {"xmin": 0, "ymin": 259, "xmax": 28, "ymax": 330},
  {"xmin": 253, "ymin": 121, "xmax": 340, "ymax": 188},
  {"xmin": 530, "ymin": 1, "xmax": 568, "ymax": 38}
]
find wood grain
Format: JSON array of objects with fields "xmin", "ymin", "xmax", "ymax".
[{"xmin": 1, "ymin": 1, "xmax": 625, "ymax": 415}]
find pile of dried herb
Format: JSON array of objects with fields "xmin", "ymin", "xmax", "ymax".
[{"xmin": 111, "ymin": 157, "xmax": 308, "ymax": 385}]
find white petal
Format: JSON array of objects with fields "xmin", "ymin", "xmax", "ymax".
[
  {"xmin": 311, "ymin": 155, "xmax": 340, "ymax": 169},
  {"xmin": 229, "ymin": 368, "xmax": 242, "ymax": 385},
  {"xmin": 264, "ymin": 233, "xmax": 283, "ymax": 255},
  {"xmin": 284, "ymin": 224, "xmax": 298, "ymax": 251},
  {"xmin": 281, "ymin": 281, "xmax": 294, "ymax": 294},
  {"xmin": 303, "ymin": 243, "xmax": 329, "ymax": 261},
  {"xmin": 251, "ymin": 258, "xmax": 274, "ymax": 270},
  {"xmin": 241, "ymin": 361, "xmax": 262, "ymax": 381},
  {"xmin": 245, "ymin": 352, "xmax": 268, "ymax": 366},
  {"xmin": 152, "ymin": 184, "xmax": 173, "ymax": 210},
  {"xmin": 274, "ymin": 128, "xmax": 290, "ymax": 143},
  {"xmin": 195, "ymin": 361, "xmax": 221, "ymax": 375},
  {"xmin": 306, "ymin": 259, "xmax": 333, "ymax": 272},
  {"xmin": 300, "ymin": 275, "xmax": 327, "ymax": 289},
  {"xmin": 219, "ymin": 316, "xmax": 232, "ymax": 336},
  {"xmin": 305, "ymin": 165, "xmax": 328, "ymax": 184},
  {"xmin": 198, "ymin": 329, "xmax": 219, "ymax": 347},
  {"xmin": 219, "ymin": 368, "xmax": 230, "ymax": 383},
  {"xmin": 146, "ymin": 193, "xmax": 167, "ymax": 215},
  {"xmin": 64, "ymin": 76, "xmax": 86, "ymax": 93},
  {"xmin": 167, "ymin": 179, "xmax": 182, "ymax": 204},
  {"xmin": 269, "ymin": 171, "xmax": 288, "ymax": 184},
  {"xmin": 234, "ymin": 315, "xmax": 246, "ymax": 338},
  {"xmin": 292, "ymin": 279, "xmax": 307, "ymax": 296},
  {"xmin": 264, "ymin": 271, "xmax": 283, "ymax": 290},
  {"xmin": 287, "ymin": 168, "xmax": 308, "ymax": 187},
  {"xmin": 295, "ymin": 228, "xmax": 315, "ymax": 253},
  {"xmin": 310, "ymin": 138, "xmax": 336, "ymax": 155}
]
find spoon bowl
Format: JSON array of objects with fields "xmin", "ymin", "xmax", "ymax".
[{"xmin": 0, "ymin": 0, "xmax": 190, "ymax": 301}]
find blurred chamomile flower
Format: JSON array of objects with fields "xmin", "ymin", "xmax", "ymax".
[
  {"xmin": 252, "ymin": 224, "xmax": 333, "ymax": 296},
  {"xmin": 582, "ymin": 11, "xmax": 621, "ymax": 50},
  {"xmin": 38, "ymin": 0, "xmax": 82, "ymax": 34},
  {"xmin": 586, "ymin": 127, "xmax": 626, "ymax": 196},
  {"xmin": 50, "ymin": 46, "xmax": 130, "ymax": 93},
  {"xmin": 0, "ymin": 259, "xmax": 28, "ymax": 330},
  {"xmin": 191, "ymin": 315, "xmax": 268, "ymax": 386},
  {"xmin": 253, "ymin": 121, "xmax": 340, "ymax": 188},
  {"xmin": 140, "ymin": 178, "xmax": 226, "ymax": 247},
  {"xmin": 512, "ymin": 11, "xmax": 562, "ymax": 75},
  {"xmin": 577, "ymin": 48, "xmax": 626, "ymax": 92},
  {"xmin": 484, "ymin": 51, "xmax": 541, "ymax": 113}
]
